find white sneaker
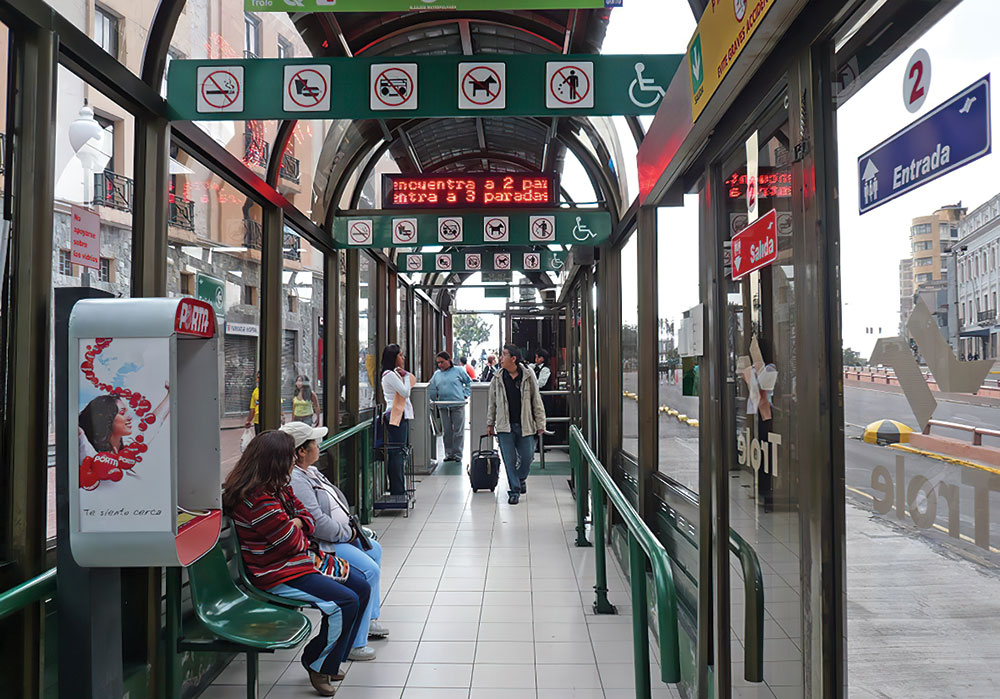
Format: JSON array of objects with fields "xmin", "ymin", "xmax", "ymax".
[
  {"xmin": 348, "ymin": 646, "xmax": 376, "ymax": 661},
  {"xmin": 368, "ymin": 620, "xmax": 390, "ymax": 639}
]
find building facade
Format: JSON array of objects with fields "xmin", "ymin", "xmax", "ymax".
[
  {"xmin": 956, "ymin": 193, "xmax": 1000, "ymax": 359},
  {"xmin": 901, "ymin": 203, "xmax": 965, "ymax": 342}
]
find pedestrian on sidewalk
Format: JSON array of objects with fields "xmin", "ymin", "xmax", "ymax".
[
  {"xmin": 428, "ymin": 351, "xmax": 471, "ymax": 462},
  {"xmin": 486, "ymin": 343, "xmax": 546, "ymax": 505}
]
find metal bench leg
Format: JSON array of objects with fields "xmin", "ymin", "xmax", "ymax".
[{"xmin": 246, "ymin": 650, "xmax": 259, "ymax": 699}]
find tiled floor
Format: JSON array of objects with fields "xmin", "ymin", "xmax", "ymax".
[{"xmin": 202, "ymin": 467, "xmax": 680, "ymax": 699}]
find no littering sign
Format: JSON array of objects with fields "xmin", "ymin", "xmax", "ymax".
[{"xmin": 546, "ymin": 62, "xmax": 594, "ymax": 109}]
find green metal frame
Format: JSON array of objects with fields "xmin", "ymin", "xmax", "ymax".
[
  {"xmin": 319, "ymin": 419, "xmax": 374, "ymax": 524},
  {"xmin": 0, "ymin": 568, "xmax": 56, "ymax": 622},
  {"xmin": 569, "ymin": 426, "xmax": 681, "ymax": 694}
]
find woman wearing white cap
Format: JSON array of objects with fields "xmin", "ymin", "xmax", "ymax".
[{"xmin": 282, "ymin": 421, "xmax": 389, "ymax": 661}]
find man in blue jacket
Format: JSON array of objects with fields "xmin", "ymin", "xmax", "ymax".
[{"xmin": 428, "ymin": 351, "xmax": 472, "ymax": 462}]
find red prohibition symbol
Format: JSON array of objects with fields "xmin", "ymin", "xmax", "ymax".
[
  {"xmin": 462, "ymin": 66, "xmax": 503, "ymax": 106},
  {"xmin": 288, "ymin": 68, "xmax": 327, "ymax": 108},
  {"xmin": 376, "ymin": 68, "xmax": 414, "ymax": 107},
  {"xmin": 201, "ymin": 70, "xmax": 240, "ymax": 109},
  {"xmin": 550, "ymin": 66, "xmax": 591, "ymax": 105},
  {"xmin": 349, "ymin": 221, "xmax": 372, "ymax": 243},
  {"xmin": 484, "ymin": 218, "xmax": 507, "ymax": 239},
  {"xmin": 394, "ymin": 220, "xmax": 416, "ymax": 241}
]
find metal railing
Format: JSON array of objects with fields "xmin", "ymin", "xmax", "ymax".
[
  {"xmin": 282, "ymin": 229, "xmax": 301, "ymax": 261},
  {"xmin": 978, "ymin": 310, "xmax": 997, "ymax": 325},
  {"xmin": 318, "ymin": 420, "xmax": 374, "ymax": 523},
  {"xmin": 280, "ymin": 151, "xmax": 301, "ymax": 184},
  {"xmin": 93, "ymin": 170, "xmax": 133, "ymax": 212},
  {"xmin": 0, "ymin": 567, "xmax": 57, "ymax": 622},
  {"xmin": 243, "ymin": 131, "xmax": 270, "ymax": 168},
  {"xmin": 922, "ymin": 418, "xmax": 1000, "ymax": 446},
  {"xmin": 569, "ymin": 426, "xmax": 680, "ymax": 695},
  {"xmin": 168, "ymin": 196, "xmax": 195, "ymax": 231}
]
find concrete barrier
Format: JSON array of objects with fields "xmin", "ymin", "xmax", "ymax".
[{"xmin": 908, "ymin": 433, "xmax": 1000, "ymax": 468}]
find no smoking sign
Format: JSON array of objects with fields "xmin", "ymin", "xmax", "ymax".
[
  {"xmin": 347, "ymin": 219, "xmax": 373, "ymax": 246},
  {"xmin": 283, "ymin": 65, "xmax": 331, "ymax": 112},
  {"xmin": 459, "ymin": 62, "xmax": 506, "ymax": 110},
  {"xmin": 197, "ymin": 66, "xmax": 244, "ymax": 113}
]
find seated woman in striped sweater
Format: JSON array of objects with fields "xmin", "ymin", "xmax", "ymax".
[{"xmin": 223, "ymin": 430, "xmax": 371, "ymax": 697}]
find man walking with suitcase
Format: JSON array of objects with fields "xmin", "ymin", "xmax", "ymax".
[{"xmin": 486, "ymin": 344, "xmax": 547, "ymax": 504}]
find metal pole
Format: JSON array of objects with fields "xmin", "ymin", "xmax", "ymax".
[
  {"xmin": 571, "ymin": 432, "xmax": 591, "ymax": 548},
  {"xmin": 164, "ymin": 567, "xmax": 182, "ymax": 699},
  {"xmin": 629, "ymin": 534, "xmax": 652, "ymax": 699},
  {"xmin": 592, "ymin": 480, "xmax": 616, "ymax": 614},
  {"xmin": 260, "ymin": 205, "xmax": 284, "ymax": 430},
  {"xmin": 637, "ymin": 206, "xmax": 659, "ymax": 519}
]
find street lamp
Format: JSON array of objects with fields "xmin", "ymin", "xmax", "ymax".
[{"xmin": 69, "ymin": 101, "xmax": 106, "ymax": 206}]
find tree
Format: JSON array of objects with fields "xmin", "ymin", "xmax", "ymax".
[
  {"xmin": 453, "ymin": 313, "xmax": 492, "ymax": 360},
  {"xmin": 843, "ymin": 347, "xmax": 863, "ymax": 367}
]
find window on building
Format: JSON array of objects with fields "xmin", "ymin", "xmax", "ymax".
[
  {"xmin": 951, "ymin": 226, "xmax": 959, "ymax": 238},
  {"xmin": 99, "ymin": 258, "xmax": 112, "ymax": 283},
  {"xmin": 913, "ymin": 240, "xmax": 933, "ymax": 251},
  {"xmin": 95, "ymin": 114, "xmax": 116, "ymax": 174},
  {"xmin": 244, "ymin": 285, "xmax": 258, "ymax": 306},
  {"xmin": 287, "ymin": 295, "xmax": 298, "ymax": 313},
  {"xmin": 180, "ymin": 272, "xmax": 194, "ymax": 296},
  {"xmin": 915, "ymin": 257, "xmax": 933, "ymax": 267},
  {"xmin": 244, "ymin": 13, "xmax": 261, "ymax": 59},
  {"xmin": 911, "ymin": 223, "xmax": 932, "ymax": 236},
  {"xmin": 915, "ymin": 273, "xmax": 933, "ymax": 283},
  {"xmin": 277, "ymin": 36, "xmax": 294, "ymax": 59},
  {"xmin": 58, "ymin": 250, "xmax": 73, "ymax": 277},
  {"xmin": 94, "ymin": 5, "xmax": 119, "ymax": 59}
]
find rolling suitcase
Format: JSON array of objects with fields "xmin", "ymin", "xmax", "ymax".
[{"xmin": 469, "ymin": 435, "xmax": 501, "ymax": 492}]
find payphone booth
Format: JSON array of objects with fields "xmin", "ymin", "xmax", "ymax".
[{"xmin": 68, "ymin": 297, "xmax": 222, "ymax": 567}]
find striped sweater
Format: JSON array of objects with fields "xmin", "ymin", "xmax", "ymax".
[{"xmin": 230, "ymin": 485, "xmax": 317, "ymax": 589}]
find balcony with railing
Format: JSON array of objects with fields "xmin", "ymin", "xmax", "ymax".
[
  {"xmin": 0, "ymin": 131, "xmax": 5, "ymax": 175},
  {"xmin": 283, "ymin": 230, "xmax": 301, "ymax": 261},
  {"xmin": 167, "ymin": 197, "xmax": 195, "ymax": 231},
  {"xmin": 243, "ymin": 219, "xmax": 263, "ymax": 251},
  {"xmin": 243, "ymin": 131, "xmax": 270, "ymax": 168},
  {"xmin": 280, "ymin": 151, "xmax": 301, "ymax": 184},
  {"xmin": 978, "ymin": 310, "xmax": 998, "ymax": 326},
  {"xmin": 93, "ymin": 170, "xmax": 133, "ymax": 212}
]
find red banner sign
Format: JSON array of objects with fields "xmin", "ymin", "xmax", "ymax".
[
  {"xmin": 731, "ymin": 208, "xmax": 777, "ymax": 281},
  {"xmin": 175, "ymin": 298, "xmax": 216, "ymax": 338}
]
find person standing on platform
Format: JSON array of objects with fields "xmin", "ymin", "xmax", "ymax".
[
  {"xmin": 428, "ymin": 351, "xmax": 471, "ymax": 463},
  {"xmin": 479, "ymin": 354, "xmax": 498, "ymax": 383},
  {"xmin": 487, "ymin": 344, "xmax": 546, "ymax": 505},
  {"xmin": 460, "ymin": 355, "xmax": 477, "ymax": 381},
  {"xmin": 245, "ymin": 371, "xmax": 261, "ymax": 434},
  {"xmin": 380, "ymin": 344, "xmax": 414, "ymax": 496},
  {"xmin": 532, "ymin": 349, "xmax": 552, "ymax": 390},
  {"xmin": 292, "ymin": 375, "xmax": 321, "ymax": 426}
]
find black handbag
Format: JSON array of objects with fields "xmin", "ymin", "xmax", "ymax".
[{"xmin": 349, "ymin": 514, "xmax": 374, "ymax": 551}]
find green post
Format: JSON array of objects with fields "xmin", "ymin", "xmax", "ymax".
[
  {"xmin": 246, "ymin": 650, "xmax": 259, "ymax": 699},
  {"xmin": 629, "ymin": 534, "xmax": 652, "ymax": 699},
  {"xmin": 592, "ymin": 480, "xmax": 617, "ymax": 615},
  {"xmin": 361, "ymin": 427, "xmax": 374, "ymax": 524},
  {"xmin": 164, "ymin": 567, "xmax": 182, "ymax": 699},
  {"xmin": 571, "ymin": 430, "xmax": 591, "ymax": 548}
]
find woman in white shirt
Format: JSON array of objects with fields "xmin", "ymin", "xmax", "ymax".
[{"xmin": 380, "ymin": 344, "xmax": 413, "ymax": 495}]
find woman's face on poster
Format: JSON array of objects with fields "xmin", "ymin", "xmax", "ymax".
[{"xmin": 111, "ymin": 399, "xmax": 132, "ymax": 437}]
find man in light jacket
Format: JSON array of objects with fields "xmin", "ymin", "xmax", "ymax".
[
  {"xmin": 486, "ymin": 343, "xmax": 546, "ymax": 504},
  {"xmin": 428, "ymin": 351, "xmax": 472, "ymax": 462}
]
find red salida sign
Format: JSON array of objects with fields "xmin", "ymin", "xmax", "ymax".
[{"xmin": 731, "ymin": 208, "xmax": 777, "ymax": 281}]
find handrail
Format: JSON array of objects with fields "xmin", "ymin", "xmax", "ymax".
[
  {"xmin": 653, "ymin": 472, "xmax": 765, "ymax": 682},
  {"xmin": 0, "ymin": 567, "xmax": 57, "ymax": 621},
  {"xmin": 569, "ymin": 426, "xmax": 680, "ymax": 696},
  {"xmin": 318, "ymin": 420, "xmax": 374, "ymax": 523}
]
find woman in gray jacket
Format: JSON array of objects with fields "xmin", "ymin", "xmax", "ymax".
[
  {"xmin": 486, "ymin": 344, "xmax": 547, "ymax": 504},
  {"xmin": 282, "ymin": 422, "xmax": 389, "ymax": 662}
]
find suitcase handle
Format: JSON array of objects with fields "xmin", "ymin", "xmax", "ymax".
[{"xmin": 478, "ymin": 434, "xmax": 494, "ymax": 451}]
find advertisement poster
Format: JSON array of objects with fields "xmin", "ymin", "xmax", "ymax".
[{"xmin": 77, "ymin": 336, "xmax": 172, "ymax": 533}]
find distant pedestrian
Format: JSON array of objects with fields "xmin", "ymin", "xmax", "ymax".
[
  {"xmin": 480, "ymin": 354, "xmax": 498, "ymax": 383},
  {"xmin": 428, "ymin": 351, "xmax": 472, "ymax": 462},
  {"xmin": 291, "ymin": 375, "xmax": 320, "ymax": 426},
  {"xmin": 486, "ymin": 344, "xmax": 546, "ymax": 505},
  {"xmin": 460, "ymin": 355, "xmax": 476, "ymax": 381},
  {"xmin": 532, "ymin": 349, "xmax": 552, "ymax": 391}
]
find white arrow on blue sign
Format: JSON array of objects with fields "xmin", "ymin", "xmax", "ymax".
[{"xmin": 858, "ymin": 75, "xmax": 991, "ymax": 215}]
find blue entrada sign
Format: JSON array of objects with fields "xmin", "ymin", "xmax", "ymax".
[{"xmin": 858, "ymin": 75, "xmax": 991, "ymax": 214}]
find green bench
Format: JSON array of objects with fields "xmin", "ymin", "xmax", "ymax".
[
  {"xmin": 171, "ymin": 544, "xmax": 312, "ymax": 699},
  {"xmin": 219, "ymin": 517, "xmax": 312, "ymax": 612}
]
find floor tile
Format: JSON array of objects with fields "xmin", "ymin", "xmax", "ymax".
[
  {"xmin": 415, "ymin": 641, "xmax": 478, "ymax": 664},
  {"xmin": 427, "ymin": 605, "xmax": 483, "ymax": 623},
  {"xmin": 401, "ymin": 689, "xmax": 470, "ymax": 699},
  {"xmin": 406, "ymin": 663, "xmax": 473, "ymax": 688},
  {"xmin": 477, "ymin": 622, "xmax": 534, "ymax": 642},
  {"xmin": 535, "ymin": 664, "xmax": 603, "ymax": 689},
  {"xmin": 367, "ymin": 640, "xmax": 418, "ymax": 663},
  {"xmin": 475, "ymin": 641, "xmax": 535, "ymax": 665},
  {"xmin": 468, "ymin": 690, "xmax": 537, "ymax": 699},
  {"xmin": 421, "ymin": 621, "xmax": 479, "ymax": 641},
  {"xmin": 434, "ymin": 591, "xmax": 485, "ymax": 606},
  {"xmin": 534, "ymin": 642, "xmax": 596, "ymax": 664},
  {"xmin": 472, "ymin": 664, "xmax": 536, "ymax": 688},
  {"xmin": 342, "ymin": 662, "xmax": 412, "ymax": 687},
  {"xmin": 533, "ymin": 622, "xmax": 590, "ymax": 643},
  {"xmin": 480, "ymin": 605, "xmax": 532, "ymax": 623}
]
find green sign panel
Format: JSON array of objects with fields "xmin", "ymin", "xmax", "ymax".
[
  {"xmin": 167, "ymin": 54, "xmax": 682, "ymax": 121},
  {"xmin": 400, "ymin": 250, "xmax": 567, "ymax": 274},
  {"xmin": 485, "ymin": 287, "xmax": 512, "ymax": 299},
  {"xmin": 246, "ymin": 0, "xmax": 603, "ymax": 10},
  {"xmin": 196, "ymin": 273, "xmax": 225, "ymax": 317},
  {"xmin": 334, "ymin": 209, "xmax": 610, "ymax": 248}
]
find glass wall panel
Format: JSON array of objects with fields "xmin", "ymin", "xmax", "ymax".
[
  {"xmin": 47, "ymin": 0, "xmax": 161, "ymax": 77},
  {"xmin": 167, "ymin": 145, "xmax": 261, "ymax": 476},
  {"xmin": 721, "ymin": 97, "xmax": 802, "ymax": 694},
  {"xmin": 398, "ymin": 280, "xmax": 408, "ymax": 368},
  {"xmin": 836, "ymin": 2, "xmax": 1000, "ymax": 693},
  {"xmin": 621, "ymin": 233, "xmax": 639, "ymax": 457},
  {"xmin": 281, "ymin": 227, "xmax": 324, "ymax": 429},
  {"xmin": 414, "ymin": 297, "xmax": 424, "ymax": 381},
  {"xmin": 51, "ymin": 69, "xmax": 137, "ymax": 538},
  {"xmin": 359, "ymin": 252, "xmax": 376, "ymax": 410}
]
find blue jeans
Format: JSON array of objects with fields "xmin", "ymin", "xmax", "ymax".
[
  {"xmin": 386, "ymin": 418, "xmax": 408, "ymax": 495},
  {"xmin": 334, "ymin": 539, "xmax": 382, "ymax": 647},
  {"xmin": 496, "ymin": 423, "xmax": 536, "ymax": 497},
  {"xmin": 268, "ymin": 569, "xmax": 370, "ymax": 675}
]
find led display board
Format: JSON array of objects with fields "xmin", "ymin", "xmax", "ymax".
[{"xmin": 382, "ymin": 173, "xmax": 558, "ymax": 209}]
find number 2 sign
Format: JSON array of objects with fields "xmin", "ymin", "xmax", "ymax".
[{"xmin": 903, "ymin": 49, "xmax": 931, "ymax": 113}]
